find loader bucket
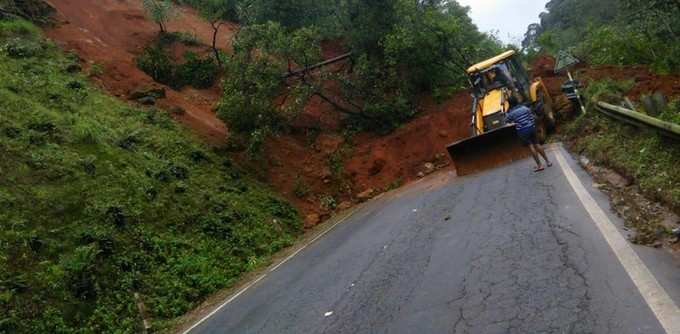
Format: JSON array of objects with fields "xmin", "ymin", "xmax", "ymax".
[{"xmin": 447, "ymin": 125, "xmax": 531, "ymax": 176}]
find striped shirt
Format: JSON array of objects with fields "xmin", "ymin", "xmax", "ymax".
[{"xmin": 505, "ymin": 105, "xmax": 535, "ymax": 132}]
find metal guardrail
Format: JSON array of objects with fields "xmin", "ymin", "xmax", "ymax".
[{"xmin": 595, "ymin": 101, "xmax": 680, "ymax": 140}]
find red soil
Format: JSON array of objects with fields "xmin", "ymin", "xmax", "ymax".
[
  {"xmin": 531, "ymin": 56, "xmax": 680, "ymax": 101},
  {"xmin": 244, "ymin": 93, "xmax": 471, "ymax": 225},
  {"xmin": 44, "ymin": 0, "xmax": 232, "ymax": 143},
  {"xmin": 346, "ymin": 95, "xmax": 470, "ymax": 191}
]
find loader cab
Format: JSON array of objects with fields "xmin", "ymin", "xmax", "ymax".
[
  {"xmin": 466, "ymin": 50, "xmax": 533, "ymax": 134},
  {"xmin": 468, "ymin": 51, "xmax": 531, "ymax": 102}
]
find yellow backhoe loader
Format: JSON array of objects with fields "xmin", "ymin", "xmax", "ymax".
[{"xmin": 447, "ymin": 50, "xmax": 555, "ymax": 175}]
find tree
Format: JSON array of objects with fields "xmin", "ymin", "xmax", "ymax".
[
  {"xmin": 522, "ymin": 23, "xmax": 542, "ymax": 53},
  {"xmin": 217, "ymin": 22, "xmax": 323, "ymax": 153},
  {"xmin": 142, "ymin": 0, "xmax": 176, "ymax": 33},
  {"xmin": 195, "ymin": 0, "xmax": 237, "ymax": 66},
  {"xmin": 522, "ymin": 0, "xmax": 680, "ymax": 72},
  {"xmin": 217, "ymin": 0, "xmax": 504, "ymax": 140},
  {"xmin": 622, "ymin": 0, "xmax": 680, "ymax": 39}
]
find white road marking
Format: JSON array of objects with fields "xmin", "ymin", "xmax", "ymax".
[
  {"xmin": 182, "ymin": 207, "xmax": 359, "ymax": 334},
  {"xmin": 554, "ymin": 148, "xmax": 680, "ymax": 334}
]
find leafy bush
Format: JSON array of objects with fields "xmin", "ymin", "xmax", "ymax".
[
  {"xmin": 293, "ymin": 177, "xmax": 310, "ymax": 198},
  {"xmin": 0, "ymin": 18, "xmax": 39, "ymax": 38},
  {"xmin": 0, "ymin": 0, "xmax": 55, "ymax": 22},
  {"xmin": 175, "ymin": 52, "xmax": 219, "ymax": 88},
  {"xmin": 658, "ymin": 100, "xmax": 680, "ymax": 125},
  {"xmin": 136, "ymin": 44, "xmax": 174, "ymax": 84},
  {"xmin": 320, "ymin": 195, "xmax": 337, "ymax": 210},
  {"xmin": 136, "ymin": 44, "xmax": 218, "ymax": 89},
  {"xmin": 576, "ymin": 24, "xmax": 680, "ymax": 73},
  {"xmin": 580, "ymin": 78, "xmax": 634, "ymax": 109}
]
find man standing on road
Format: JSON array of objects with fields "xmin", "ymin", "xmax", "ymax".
[{"xmin": 505, "ymin": 95, "xmax": 553, "ymax": 172}]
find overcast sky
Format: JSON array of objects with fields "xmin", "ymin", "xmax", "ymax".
[{"xmin": 457, "ymin": 0, "xmax": 548, "ymax": 45}]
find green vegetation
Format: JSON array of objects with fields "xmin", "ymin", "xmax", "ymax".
[
  {"xmin": 142, "ymin": 0, "xmax": 177, "ymax": 33},
  {"xmin": 0, "ymin": 19, "xmax": 301, "ymax": 333},
  {"xmin": 217, "ymin": 22, "xmax": 321, "ymax": 151},
  {"xmin": 182, "ymin": 0, "xmax": 237, "ymax": 65},
  {"xmin": 563, "ymin": 79, "xmax": 680, "ymax": 210},
  {"xmin": 523, "ymin": 0, "xmax": 680, "ymax": 73},
  {"xmin": 202, "ymin": 0, "xmax": 503, "ymax": 152},
  {"xmin": 292, "ymin": 176, "xmax": 310, "ymax": 198},
  {"xmin": 136, "ymin": 33, "xmax": 219, "ymax": 90},
  {"xmin": 0, "ymin": 0, "xmax": 55, "ymax": 22}
]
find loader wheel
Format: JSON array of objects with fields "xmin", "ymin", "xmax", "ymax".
[
  {"xmin": 535, "ymin": 118, "xmax": 548, "ymax": 144},
  {"xmin": 538, "ymin": 92, "xmax": 556, "ymax": 131},
  {"xmin": 471, "ymin": 124, "xmax": 478, "ymax": 136}
]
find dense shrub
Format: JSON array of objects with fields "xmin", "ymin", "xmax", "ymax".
[
  {"xmin": 136, "ymin": 44, "xmax": 174, "ymax": 84},
  {"xmin": 136, "ymin": 42, "xmax": 218, "ymax": 89},
  {"xmin": 0, "ymin": 18, "xmax": 39, "ymax": 38},
  {"xmin": 0, "ymin": 0, "xmax": 55, "ymax": 22},
  {"xmin": 575, "ymin": 24, "xmax": 680, "ymax": 73},
  {"xmin": 175, "ymin": 51, "xmax": 219, "ymax": 88}
]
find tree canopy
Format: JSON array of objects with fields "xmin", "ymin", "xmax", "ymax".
[
  {"xmin": 523, "ymin": 0, "xmax": 680, "ymax": 72},
  {"xmin": 194, "ymin": 0, "xmax": 504, "ymax": 146}
]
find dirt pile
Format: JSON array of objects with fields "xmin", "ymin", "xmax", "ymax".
[{"xmin": 248, "ymin": 93, "xmax": 471, "ymax": 225}]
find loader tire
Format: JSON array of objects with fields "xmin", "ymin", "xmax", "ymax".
[
  {"xmin": 538, "ymin": 92, "xmax": 556, "ymax": 131},
  {"xmin": 535, "ymin": 119, "xmax": 547, "ymax": 144}
]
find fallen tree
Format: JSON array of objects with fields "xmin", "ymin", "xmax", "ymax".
[{"xmin": 283, "ymin": 52, "xmax": 353, "ymax": 78}]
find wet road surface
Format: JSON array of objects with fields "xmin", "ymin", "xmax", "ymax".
[{"xmin": 186, "ymin": 145, "xmax": 680, "ymax": 334}]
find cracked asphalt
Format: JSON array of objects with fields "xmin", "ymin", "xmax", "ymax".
[{"xmin": 188, "ymin": 147, "xmax": 680, "ymax": 334}]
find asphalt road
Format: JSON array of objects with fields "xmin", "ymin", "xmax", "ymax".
[{"xmin": 186, "ymin": 145, "xmax": 680, "ymax": 334}]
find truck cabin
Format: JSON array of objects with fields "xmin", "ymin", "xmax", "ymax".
[
  {"xmin": 469, "ymin": 66, "xmax": 512, "ymax": 98},
  {"xmin": 467, "ymin": 51, "xmax": 531, "ymax": 102}
]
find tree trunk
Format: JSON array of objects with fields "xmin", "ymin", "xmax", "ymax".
[
  {"xmin": 313, "ymin": 91, "xmax": 368, "ymax": 118},
  {"xmin": 211, "ymin": 22, "xmax": 223, "ymax": 67},
  {"xmin": 283, "ymin": 52, "xmax": 353, "ymax": 78}
]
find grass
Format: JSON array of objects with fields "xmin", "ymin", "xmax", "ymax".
[
  {"xmin": 563, "ymin": 79, "xmax": 680, "ymax": 211},
  {"xmin": 0, "ymin": 19, "xmax": 301, "ymax": 333}
]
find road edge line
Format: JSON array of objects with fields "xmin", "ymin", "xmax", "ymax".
[
  {"xmin": 554, "ymin": 148, "xmax": 680, "ymax": 334},
  {"xmin": 181, "ymin": 206, "xmax": 360, "ymax": 334}
]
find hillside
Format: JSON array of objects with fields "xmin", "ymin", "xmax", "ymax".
[
  {"xmin": 0, "ymin": 19, "xmax": 300, "ymax": 332},
  {"xmin": 42, "ymin": 0, "xmax": 486, "ymax": 225}
]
